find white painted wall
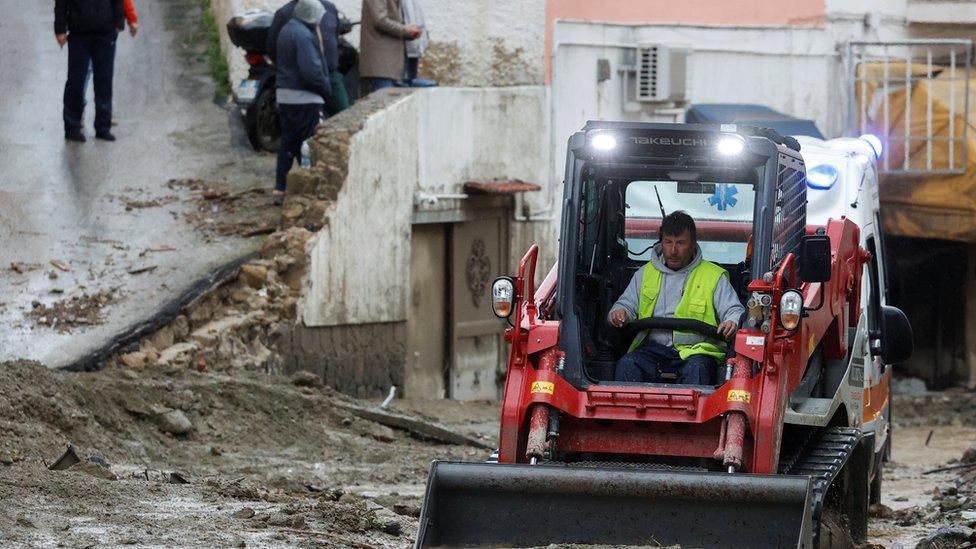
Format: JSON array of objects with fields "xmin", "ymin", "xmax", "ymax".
[
  {"xmin": 547, "ymin": 18, "xmax": 912, "ymax": 197},
  {"xmin": 301, "ymin": 87, "xmax": 550, "ymax": 327},
  {"xmin": 213, "ymin": 0, "xmax": 546, "ymax": 88}
]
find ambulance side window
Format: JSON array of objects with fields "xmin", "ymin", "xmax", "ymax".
[{"xmin": 866, "ymin": 236, "xmax": 882, "ymax": 328}]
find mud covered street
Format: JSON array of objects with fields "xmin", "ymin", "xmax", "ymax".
[
  {"xmin": 0, "ymin": 356, "xmax": 972, "ymax": 548},
  {"xmin": 0, "ymin": 360, "xmax": 496, "ymax": 547}
]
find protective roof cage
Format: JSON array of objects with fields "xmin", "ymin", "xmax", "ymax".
[{"xmin": 845, "ymin": 40, "xmax": 972, "ymax": 175}]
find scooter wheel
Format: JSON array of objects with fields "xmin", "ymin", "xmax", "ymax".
[{"xmin": 246, "ymin": 87, "xmax": 280, "ymax": 152}]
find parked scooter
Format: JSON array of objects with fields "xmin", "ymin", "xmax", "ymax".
[{"xmin": 226, "ymin": 10, "xmax": 359, "ymax": 153}]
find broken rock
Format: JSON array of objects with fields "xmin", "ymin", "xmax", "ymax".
[
  {"xmin": 869, "ymin": 503, "xmax": 894, "ymax": 519},
  {"xmin": 963, "ymin": 445, "xmax": 976, "ymax": 464},
  {"xmin": 149, "ymin": 326, "xmax": 176, "ymax": 352},
  {"xmin": 157, "ymin": 409, "xmax": 193, "ymax": 435},
  {"xmin": 190, "ymin": 314, "xmax": 254, "ymax": 345},
  {"xmin": 266, "ymin": 512, "xmax": 306, "ymax": 528},
  {"xmin": 157, "ymin": 342, "xmax": 199, "ymax": 366},
  {"xmin": 231, "ymin": 507, "xmax": 256, "ymax": 519},
  {"xmin": 120, "ymin": 352, "xmax": 147, "ymax": 368},
  {"xmin": 915, "ymin": 525, "xmax": 975, "ymax": 549},
  {"xmin": 350, "ymin": 419, "xmax": 396, "ymax": 443},
  {"xmin": 290, "ymin": 370, "xmax": 321, "ymax": 388},
  {"xmin": 239, "ymin": 264, "xmax": 268, "ymax": 289}
]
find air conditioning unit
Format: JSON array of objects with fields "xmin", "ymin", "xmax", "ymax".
[{"xmin": 635, "ymin": 44, "xmax": 690, "ymax": 103}]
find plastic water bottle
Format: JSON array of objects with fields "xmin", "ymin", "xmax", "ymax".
[{"xmin": 300, "ymin": 140, "xmax": 312, "ymax": 169}]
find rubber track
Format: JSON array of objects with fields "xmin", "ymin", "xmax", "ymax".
[{"xmin": 779, "ymin": 426, "xmax": 862, "ymax": 544}]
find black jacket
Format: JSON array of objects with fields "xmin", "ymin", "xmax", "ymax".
[
  {"xmin": 55, "ymin": 0, "xmax": 125, "ymax": 35},
  {"xmin": 267, "ymin": 0, "xmax": 340, "ymax": 72}
]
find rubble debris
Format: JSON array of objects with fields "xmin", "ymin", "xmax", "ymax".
[
  {"xmin": 156, "ymin": 409, "xmax": 193, "ymax": 436},
  {"xmin": 915, "ymin": 525, "xmax": 975, "ymax": 549},
  {"xmin": 138, "ymin": 245, "xmax": 177, "ymax": 257},
  {"xmin": 120, "ymin": 352, "xmax": 148, "ymax": 368},
  {"xmin": 49, "ymin": 446, "xmax": 82, "ymax": 471},
  {"xmin": 169, "ymin": 472, "xmax": 190, "ymax": 484},
  {"xmin": 963, "ymin": 445, "xmax": 976, "ymax": 464},
  {"xmin": 347, "ymin": 418, "xmax": 397, "ymax": 443},
  {"xmin": 48, "ymin": 446, "xmax": 118, "ymax": 480},
  {"xmin": 239, "ymin": 264, "xmax": 268, "ymax": 289},
  {"xmin": 336, "ymin": 403, "xmax": 493, "ymax": 449},
  {"xmin": 893, "ymin": 377, "xmax": 928, "ymax": 395},
  {"xmin": 894, "ymin": 392, "xmax": 976, "ymax": 427},
  {"xmin": 122, "ymin": 196, "xmax": 178, "ymax": 210},
  {"xmin": 127, "ymin": 264, "xmax": 158, "ymax": 275},
  {"xmin": 10, "ymin": 262, "xmax": 24, "ymax": 274},
  {"xmin": 392, "ymin": 503, "xmax": 422, "ymax": 518},
  {"xmin": 869, "ymin": 503, "xmax": 894, "ymax": 519},
  {"xmin": 290, "ymin": 371, "xmax": 321, "ymax": 388},
  {"xmin": 29, "ymin": 289, "xmax": 119, "ymax": 332},
  {"xmin": 49, "ymin": 260, "xmax": 70, "ymax": 272},
  {"xmin": 232, "ymin": 507, "xmax": 256, "ymax": 519},
  {"xmin": 168, "ymin": 178, "xmax": 281, "ymax": 240}
]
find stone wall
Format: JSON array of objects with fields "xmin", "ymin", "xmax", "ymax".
[{"xmin": 294, "ymin": 86, "xmax": 551, "ymax": 329}]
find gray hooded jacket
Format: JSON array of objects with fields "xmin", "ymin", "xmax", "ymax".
[{"xmin": 610, "ymin": 244, "xmax": 744, "ymax": 347}]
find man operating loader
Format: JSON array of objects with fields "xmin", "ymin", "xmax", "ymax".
[{"xmin": 608, "ymin": 211, "xmax": 744, "ymax": 384}]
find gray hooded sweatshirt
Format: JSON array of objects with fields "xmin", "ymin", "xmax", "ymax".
[{"xmin": 610, "ymin": 244, "xmax": 745, "ymax": 347}]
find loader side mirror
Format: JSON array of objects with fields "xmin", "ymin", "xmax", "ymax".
[
  {"xmin": 872, "ymin": 305, "xmax": 913, "ymax": 364},
  {"xmin": 799, "ymin": 235, "xmax": 831, "ymax": 283}
]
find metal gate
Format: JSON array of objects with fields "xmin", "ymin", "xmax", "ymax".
[{"xmin": 845, "ymin": 39, "xmax": 972, "ymax": 175}]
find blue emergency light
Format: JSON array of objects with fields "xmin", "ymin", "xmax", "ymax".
[{"xmin": 806, "ymin": 164, "xmax": 838, "ymax": 190}]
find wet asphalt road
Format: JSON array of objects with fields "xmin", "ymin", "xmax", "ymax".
[{"xmin": 0, "ymin": 0, "xmax": 275, "ymax": 367}]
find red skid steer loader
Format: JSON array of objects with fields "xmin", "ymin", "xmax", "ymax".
[{"xmin": 415, "ymin": 122, "xmax": 914, "ymax": 548}]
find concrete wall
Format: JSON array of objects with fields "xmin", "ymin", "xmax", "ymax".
[
  {"xmin": 212, "ymin": 0, "xmax": 547, "ymax": 88},
  {"xmin": 299, "ymin": 86, "xmax": 551, "ymax": 328}
]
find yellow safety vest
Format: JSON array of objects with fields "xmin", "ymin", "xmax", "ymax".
[{"xmin": 628, "ymin": 260, "xmax": 728, "ymax": 361}]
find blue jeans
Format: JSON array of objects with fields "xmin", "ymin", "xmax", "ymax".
[
  {"xmin": 614, "ymin": 341, "xmax": 716, "ymax": 384},
  {"xmin": 275, "ymin": 103, "xmax": 322, "ymax": 192},
  {"xmin": 64, "ymin": 31, "xmax": 117, "ymax": 136}
]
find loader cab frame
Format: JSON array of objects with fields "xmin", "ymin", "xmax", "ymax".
[{"xmin": 556, "ymin": 123, "xmax": 807, "ymax": 390}]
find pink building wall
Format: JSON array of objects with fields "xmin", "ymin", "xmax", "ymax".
[{"xmin": 545, "ymin": 0, "xmax": 827, "ymax": 81}]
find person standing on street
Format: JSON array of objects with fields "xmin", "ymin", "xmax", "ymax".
[
  {"xmin": 55, "ymin": 0, "xmax": 125, "ymax": 142},
  {"xmin": 359, "ymin": 0, "xmax": 422, "ymax": 94},
  {"xmin": 267, "ymin": 0, "xmax": 349, "ymax": 116},
  {"xmin": 124, "ymin": 0, "xmax": 138, "ymax": 37},
  {"xmin": 272, "ymin": 0, "xmax": 332, "ymax": 205}
]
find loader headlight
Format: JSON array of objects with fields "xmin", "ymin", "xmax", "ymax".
[
  {"xmin": 590, "ymin": 133, "xmax": 617, "ymax": 151},
  {"xmin": 716, "ymin": 134, "xmax": 745, "ymax": 156},
  {"xmin": 491, "ymin": 277, "xmax": 515, "ymax": 318},
  {"xmin": 779, "ymin": 290, "xmax": 803, "ymax": 330}
]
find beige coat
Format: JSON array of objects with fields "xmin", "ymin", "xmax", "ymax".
[{"xmin": 359, "ymin": 0, "xmax": 413, "ymax": 80}]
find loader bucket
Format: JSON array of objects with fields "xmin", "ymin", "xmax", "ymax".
[{"xmin": 415, "ymin": 461, "xmax": 815, "ymax": 548}]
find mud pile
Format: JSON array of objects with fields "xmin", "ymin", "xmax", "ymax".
[
  {"xmin": 0, "ymin": 359, "xmax": 492, "ymax": 547},
  {"xmin": 893, "ymin": 392, "xmax": 976, "ymax": 428}
]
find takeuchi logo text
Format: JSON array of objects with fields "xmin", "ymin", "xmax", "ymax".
[{"xmin": 630, "ymin": 136, "xmax": 708, "ymax": 146}]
